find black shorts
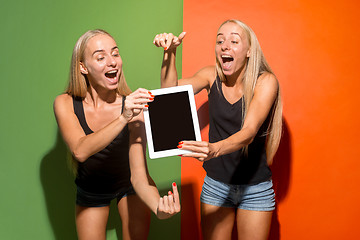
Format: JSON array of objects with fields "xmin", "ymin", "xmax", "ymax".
[{"xmin": 76, "ymin": 186, "xmax": 136, "ymax": 207}]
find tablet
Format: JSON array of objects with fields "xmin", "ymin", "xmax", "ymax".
[{"xmin": 144, "ymin": 85, "xmax": 201, "ymax": 159}]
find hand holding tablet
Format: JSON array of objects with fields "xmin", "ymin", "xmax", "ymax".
[{"xmin": 143, "ymin": 85, "xmax": 201, "ymax": 159}]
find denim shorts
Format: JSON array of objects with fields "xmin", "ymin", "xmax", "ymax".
[
  {"xmin": 76, "ymin": 186, "xmax": 136, "ymax": 207},
  {"xmin": 200, "ymin": 175, "xmax": 275, "ymax": 211}
]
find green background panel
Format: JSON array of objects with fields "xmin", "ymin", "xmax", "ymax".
[{"xmin": 0, "ymin": 0, "xmax": 183, "ymax": 239}]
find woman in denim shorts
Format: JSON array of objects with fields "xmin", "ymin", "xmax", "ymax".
[{"xmin": 154, "ymin": 19, "xmax": 282, "ymax": 240}]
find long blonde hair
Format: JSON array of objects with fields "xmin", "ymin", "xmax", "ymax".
[
  {"xmin": 215, "ymin": 19, "xmax": 282, "ymax": 165},
  {"xmin": 66, "ymin": 29, "xmax": 132, "ymax": 98},
  {"xmin": 65, "ymin": 29, "xmax": 132, "ymax": 174}
]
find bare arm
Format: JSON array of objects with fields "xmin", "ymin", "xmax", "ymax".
[
  {"xmin": 128, "ymin": 113, "xmax": 180, "ymax": 219},
  {"xmin": 154, "ymin": 32, "xmax": 185, "ymax": 88},
  {"xmin": 53, "ymin": 89, "xmax": 152, "ymax": 162},
  {"xmin": 180, "ymin": 73, "xmax": 279, "ymax": 161},
  {"xmin": 154, "ymin": 32, "xmax": 215, "ymax": 93}
]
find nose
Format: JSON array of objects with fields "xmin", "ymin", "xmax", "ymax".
[
  {"xmin": 221, "ymin": 40, "xmax": 230, "ymax": 51},
  {"xmin": 108, "ymin": 55, "xmax": 117, "ymax": 67}
]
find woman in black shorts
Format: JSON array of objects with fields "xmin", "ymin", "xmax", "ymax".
[{"xmin": 54, "ymin": 29, "xmax": 180, "ymax": 240}]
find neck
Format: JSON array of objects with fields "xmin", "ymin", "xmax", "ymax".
[
  {"xmin": 85, "ymin": 85, "xmax": 117, "ymax": 108},
  {"xmin": 224, "ymin": 63, "xmax": 247, "ymax": 87}
]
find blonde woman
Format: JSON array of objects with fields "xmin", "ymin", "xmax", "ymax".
[
  {"xmin": 153, "ymin": 19, "xmax": 282, "ymax": 240},
  {"xmin": 54, "ymin": 29, "xmax": 180, "ymax": 240}
]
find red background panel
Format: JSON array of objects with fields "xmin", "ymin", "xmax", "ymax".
[{"xmin": 181, "ymin": 0, "xmax": 360, "ymax": 239}]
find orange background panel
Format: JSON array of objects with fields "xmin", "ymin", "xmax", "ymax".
[{"xmin": 181, "ymin": 0, "xmax": 360, "ymax": 239}]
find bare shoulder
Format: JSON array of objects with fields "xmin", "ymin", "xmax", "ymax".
[
  {"xmin": 54, "ymin": 93, "xmax": 72, "ymax": 104},
  {"xmin": 182, "ymin": 65, "xmax": 216, "ymax": 94},
  {"xmin": 254, "ymin": 72, "xmax": 279, "ymax": 102},
  {"xmin": 195, "ymin": 65, "xmax": 216, "ymax": 80},
  {"xmin": 255, "ymin": 72, "xmax": 279, "ymax": 95},
  {"xmin": 53, "ymin": 93, "xmax": 73, "ymax": 115},
  {"xmin": 257, "ymin": 72, "xmax": 279, "ymax": 88}
]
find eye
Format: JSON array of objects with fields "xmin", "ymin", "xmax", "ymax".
[
  {"xmin": 216, "ymin": 40, "xmax": 224, "ymax": 44},
  {"xmin": 95, "ymin": 54, "xmax": 105, "ymax": 61},
  {"xmin": 231, "ymin": 40, "xmax": 239, "ymax": 44}
]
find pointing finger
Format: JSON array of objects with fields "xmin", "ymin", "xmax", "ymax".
[{"xmin": 178, "ymin": 31, "xmax": 186, "ymax": 42}]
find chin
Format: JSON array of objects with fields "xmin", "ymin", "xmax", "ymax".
[
  {"xmin": 108, "ymin": 84, "xmax": 119, "ymax": 91},
  {"xmin": 222, "ymin": 70, "xmax": 234, "ymax": 76},
  {"xmin": 103, "ymin": 82, "xmax": 118, "ymax": 91}
]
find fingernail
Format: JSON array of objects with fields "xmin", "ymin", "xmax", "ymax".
[
  {"xmin": 178, "ymin": 141, "xmax": 183, "ymax": 145},
  {"xmin": 148, "ymin": 91, "xmax": 152, "ymax": 95},
  {"xmin": 177, "ymin": 145, "xmax": 182, "ymax": 148},
  {"xmin": 168, "ymin": 191, "xmax": 173, "ymax": 195},
  {"xmin": 172, "ymin": 182, "xmax": 176, "ymax": 187},
  {"xmin": 151, "ymin": 95, "xmax": 155, "ymax": 98},
  {"xmin": 145, "ymin": 105, "xmax": 149, "ymax": 108},
  {"xmin": 149, "ymin": 98, "xmax": 154, "ymax": 101},
  {"xmin": 164, "ymin": 47, "xmax": 168, "ymax": 50}
]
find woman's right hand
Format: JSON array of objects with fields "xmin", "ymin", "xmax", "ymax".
[
  {"xmin": 122, "ymin": 88, "xmax": 154, "ymax": 122},
  {"xmin": 153, "ymin": 32, "xmax": 186, "ymax": 51},
  {"xmin": 178, "ymin": 140, "xmax": 219, "ymax": 162}
]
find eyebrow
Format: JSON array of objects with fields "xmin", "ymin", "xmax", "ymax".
[
  {"xmin": 216, "ymin": 32, "xmax": 241, "ymax": 37},
  {"xmin": 92, "ymin": 46, "xmax": 118, "ymax": 56}
]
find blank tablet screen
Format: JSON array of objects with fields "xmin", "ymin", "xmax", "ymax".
[
  {"xmin": 144, "ymin": 85, "xmax": 201, "ymax": 159},
  {"xmin": 148, "ymin": 91, "xmax": 196, "ymax": 151}
]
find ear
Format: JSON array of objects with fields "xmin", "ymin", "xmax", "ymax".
[
  {"xmin": 79, "ymin": 62, "xmax": 88, "ymax": 74},
  {"xmin": 247, "ymin": 48, "xmax": 251, "ymax": 58}
]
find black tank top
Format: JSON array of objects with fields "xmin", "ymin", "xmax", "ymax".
[
  {"xmin": 203, "ymin": 77, "xmax": 272, "ymax": 184},
  {"xmin": 73, "ymin": 96, "xmax": 131, "ymax": 194}
]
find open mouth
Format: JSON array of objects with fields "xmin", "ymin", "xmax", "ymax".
[
  {"xmin": 221, "ymin": 55, "xmax": 234, "ymax": 69},
  {"xmin": 105, "ymin": 70, "xmax": 118, "ymax": 79}
]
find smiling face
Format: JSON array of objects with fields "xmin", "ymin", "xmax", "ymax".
[
  {"xmin": 215, "ymin": 22, "xmax": 251, "ymax": 77},
  {"xmin": 80, "ymin": 34, "xmax": 122, "ymax": 91}
]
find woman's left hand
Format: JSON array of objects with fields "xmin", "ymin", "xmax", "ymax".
[
  {"xmin": 122, "ymin": 88, "xmax": 153, "ymax": 122},
  {"xmin": 177, "ymin": 141, "xmax": 218, "ymax": 162},
  {"xmin": 156, "ymin": 182, "xmax": 181, "ymax": 219}
]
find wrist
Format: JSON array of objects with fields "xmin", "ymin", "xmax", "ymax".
[
  {"xmin": 119, "ymin": 114, "xmax": 130, "ymax": 124},
  {"xmin": 212, "ymin": 141, "xmax": 223, "ymax": 158},
  {"xmin": 163, "ymin": 48, "xmax": 176, "ymax": 60}
]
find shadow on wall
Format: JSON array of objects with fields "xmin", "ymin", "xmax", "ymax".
[
  {"xmin": 40, "ymin": 130, "xmax": 77, "ymax": 239},
  {"xmin": 40, "ymin": 130, "xmax": 125, "ymax": 239},
  {"xmin": 197, "ymin": 96, "xmax": 209, "ymax": 131},
  {"xmin": 269, "ymin": 118, "xmax": 292, "ymax": 240},
  {"xmin": 40, "ymin": 130, "xmax": 180, "ymax": 239},
  {"xmin": 181, "ymin": 182, "xmax": 202, "ymax": 240}
]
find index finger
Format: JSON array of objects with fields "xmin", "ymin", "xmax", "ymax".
[
  {"xmin": 178, "ymin": 31, "xmax": 186, "ymax": 41},
  {"xmin": 133, "ymin": 88, "xmax": 150, "ymax": 94},
  {"xmin": 182, "ymin": 140, "xmax": 208, "ymax": 147}
]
